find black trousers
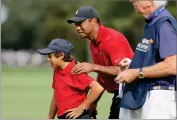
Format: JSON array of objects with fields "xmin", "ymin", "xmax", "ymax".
[
  {"xmin": 108, "ymin": 91, "xmax": 121, "ymax": 119},
  {"xmin": 57, "ymin": 110, "xmax": 90, "ymax": 119}
]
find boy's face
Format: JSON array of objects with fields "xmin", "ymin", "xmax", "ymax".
[{"xmin": 47, "ymin": 53, "xmax": 64, "ymax": 68}]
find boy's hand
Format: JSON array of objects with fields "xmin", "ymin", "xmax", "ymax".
[
  {"xmin": 65, "ymin": 106, "xmax": 85, "ymax": 119},
  {"xmin": 71, "ymin": 62, "xmax": 94, "ymax": 75}
]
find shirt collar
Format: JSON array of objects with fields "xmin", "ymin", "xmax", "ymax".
[
  {"xmin": 91, "ymin": 25, "xmax": 105, "ymax": 46},
  {"xmin": 145, "ymin": 6, "xmax": 164, "ymax": 23},
  {"xmin": 58, "ymin": 60, "xmax": 75, "ymax": 75}
]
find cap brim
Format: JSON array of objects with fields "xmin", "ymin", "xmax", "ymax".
[
  {"xmin": 38, "ymin": 48, "xmax": 54, "ymax": 55},
  {"xmin": 67, "ymin": 17, "xmax": 87, "ymax": 24}
]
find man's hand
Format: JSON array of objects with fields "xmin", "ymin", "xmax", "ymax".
[
  {"xmin": 115, "ymin": 69, "xmax": 138, "ymax": 84},
  {"xmin": 65, "ymin": 106, "xmax": 85, "ymax": 119},
  {"xmin": 71, "ymin": 62, "xmax": 94, "ymax": 75},
  {"xmin": 119, "ymin": 58, "xmax": 132, "ymax": 71}
]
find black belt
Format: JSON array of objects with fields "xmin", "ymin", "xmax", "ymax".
[
  {"xmin": 110, "ymin": 90, "xmax": 118, "ymax": 94},
  {"xmin": 57, "ymin": 113, "xmax": 66, "ymax": 119},
  {"xmin": 150, "ymin": 86, "xmax": 176, "ymax": 91}
]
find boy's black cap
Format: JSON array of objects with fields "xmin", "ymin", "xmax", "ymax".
[
  {"xmin": 38, "ymin": 38, "xmax": 73, "ymax": 55},
  {"xmin": 67, "ymin": 6, "xmax": 99, "ymax": 24}
]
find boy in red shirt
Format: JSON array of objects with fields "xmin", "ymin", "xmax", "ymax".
[{"xmin": 38, "ymin": 38, "xmax": 104, "ymax": 119}]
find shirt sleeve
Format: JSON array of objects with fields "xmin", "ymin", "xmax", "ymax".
[
  {"xmin": 105, "ymin": 35, "xmax": 134, "ymax": 65},
  {"xmin": 158, "ymin": 21, "xmax": 177, "ymax": 59},
  {"xmin": 72, "ymin": 73, "xmax": 94, "ymax": 90}
]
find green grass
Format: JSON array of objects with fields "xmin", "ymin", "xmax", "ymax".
[{"xmin": 2, "ymin": 65, "xmax": 113, "ymax": 119}]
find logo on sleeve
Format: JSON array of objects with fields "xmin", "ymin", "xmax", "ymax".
[
  {"xmin": 136, "ymin": 38, "xmax": 154, "ymax": 52},
  {"xmin": 114, "ymin": 58, "xmax": 120, "ymax": 63}
]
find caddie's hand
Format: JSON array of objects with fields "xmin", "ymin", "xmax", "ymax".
[
  {"xmin": 65, "ymin": 106, "xmax": 84, "ymax": 119},
  {"xmin": 71, "ymin": 62, "xmax": 94, "ymax": 75},
  {"xmin": 119, "ymin": 58, "xmax": 132, "ymax": 71},
  {"xmin": 114, "ymin": 69, "xmax": 138, "ymax": 84}
]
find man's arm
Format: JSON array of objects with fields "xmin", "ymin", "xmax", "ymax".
[
  {"xmin": 115, "ymin": 55, "xmax": 176, "ymax": 83},
  {"xmin": 48, "ymin": 93, "xmax": 58, "ymax": 119},
  {"xmin": 71, "ymin": 62, "xmax": 121, "ymax": 76},
  {"xmin": 72, "ymin": 57, "xmax": 132, "ymax": 76},
  {"xmin": 143, "ymin": 55, "xmax": 176, "ymax": 78},
  {"xmin": 94, "ymin": 58, "xmax": 132, "ymax": 75},
  {"xmin": 93, "ymin": 64, "xmax": 120, "ymax": 75}
]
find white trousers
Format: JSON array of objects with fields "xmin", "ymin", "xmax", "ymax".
[{"xmin": 119, "ymin": 90, "xmax": 176, "ymax": 119}]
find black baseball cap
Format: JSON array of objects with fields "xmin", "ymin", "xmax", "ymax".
[
  {"xmin": 67, "ymin": 6, "xmax": 99, "ymax": 24},
  {"xmin": 38, "ymin": 38, "xmax": 73, "ymax": 55}
]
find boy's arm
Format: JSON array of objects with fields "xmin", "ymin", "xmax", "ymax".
[
  {"xmin": 80, "ymin": 81, "xmax": 104, "ymax": 110},
  {"xmin": 48, "ymin": 93, "xmax": 58, "ymax": 119},
  {"xmin": 65, "ymin": 81, "xmax": 104, "ymax": 119}
]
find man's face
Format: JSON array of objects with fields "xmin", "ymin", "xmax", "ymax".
[
  {"xmin": 75, "ymin": 19, "xmax": 94, "ymax": 38},
  {"xmin": 130, "ymin": 0, "xmax": 152, "ymax": 14}
]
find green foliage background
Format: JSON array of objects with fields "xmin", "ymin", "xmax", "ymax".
[{"xmin": 2, "ymin": 0, "xmax": 176, "ymax": 61}]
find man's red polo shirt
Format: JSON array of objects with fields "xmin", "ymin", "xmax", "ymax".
[
  {"xmin": 52, "ymin": 60, "xmax": 93, "ymax": 116},
  {"xmin": 90, "ymin": 25, "xmax": 134, "ymax": 92}
]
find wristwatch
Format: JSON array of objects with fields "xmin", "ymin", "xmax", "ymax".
[{"xmin": 138, "ymin": 68, "xmax": 144, "ymax": 79}]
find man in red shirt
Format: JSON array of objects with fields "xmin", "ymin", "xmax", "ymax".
[
  {"xmin": 38, "ymin": 38, "xmax": 104, "ymax": 119},
  {"xmin": 67, "ymin": 6, "xmax": 134, "ymax": 119}
]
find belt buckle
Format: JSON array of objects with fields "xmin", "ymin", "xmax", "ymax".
[{"xmin": 153, "ymin": 86, "xmax": 161, "ymax": 90}]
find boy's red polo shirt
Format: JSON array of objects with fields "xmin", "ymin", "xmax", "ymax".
[
  {"xmin": 52, "ymin": 60, "xmax": 93, "ymax": 116},
  {"xmin": 90, "ymin": 25, "xmax": 134, "ymax": 92}
]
